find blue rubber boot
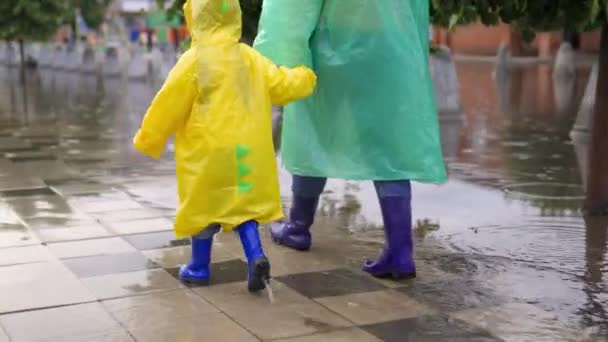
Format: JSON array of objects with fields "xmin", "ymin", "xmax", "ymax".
[
  {"xmin": 362, "ymin": 195, "xmax": 417, "ymax": 279},
  {"xmin": 178, "ymin": 233, "xmax": 214, "ymax": 285},
  {"xmin": 237, "ymin": 221, "xmax": 271, "ymax": 292},
  {"xmin": 270, "ymin": 196, "xmax": 319, "ymax": 251}
]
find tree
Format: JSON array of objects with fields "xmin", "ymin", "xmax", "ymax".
[
  {"xmin": 160, "ymin": 0, "xmax": 263, "ymax": 43},
  {"xmin": 432, "ymin": 0, "xmax": 608, "ymax": 214},
  {"xmin": 0, "ymin": 0, "xmax": 71, "ymax": 75},
  {"xmin": 80, "ymin": 0, "xmax": 113, "ymax": 30},
  {"xmin": 239, "ymin": 0, "xmax": 263, "ymax": 44}
]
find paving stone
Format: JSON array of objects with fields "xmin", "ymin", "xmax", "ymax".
[
  {"xmin": 102, "ymin": 217, "xmax": 172, "ymax": 235},
  {"xmin": 0, "ymin": 261, "xmax": 95, "ymax": 314},
  {"xmin": 0, "ymin": 187, "xmax": 55, "ymax": 198},
  {"xmin": 4, "ymin": 150, "xmax": 57, "ymax": 162},
  {"xmin": 91, "ymin": 208, "xmax": 166, "ymax": 222},
  {"xmin": 195, "ymin": 281, "xmax": 352, "ymax": 340},
  {"xmin": 0, "ymin": 222, "xmax": 39, "ymax": 248},
  {"xmin": 276, "ymin": 268, "xmax": 387, "ymax": 298},
  {"xmin": 49, "ymin": 179, "xmax": 115, "ymax": 196},
  {"xmin": 0, "ymin": 324, "xmax": 8, "ymax": 342},
  {"xmin": 316, "ymin": 289, "xmax": 435, "ymax": 325},
  {"xmin": 123, "ymin": 230, "xmax": 189, "ymax": 250},
  {"xmin": 0, "ymin": 245, "xmax": 54, "ymax": 266},
  {"xmin": 35, "ymin": 224, "xmax": 111, "ymax": 243},
  {"xmin": 361, "ymin": 315, "xmax": 503, "ymax": 342},
  {"xmin": 0, "ymin": 137, "xmax": 34, "ymax": 152},
  {"xmin": 272, "ymin": 328, "xmax": 382, "ymax": 342},
  {"xmin": 127, "ymin": 312, "xmax": 259, "ymax": 342},
  {"xmin": 453, "ymin": 303, "xmax": 581, "ymax": 342},
  {"xmin": 143, "ymin": 242, "xmax": 239, "ymax": 269},
  {"xmin": 396, "ymin": 278, "xmax": 504, "ymax": 312},
  {"xmin": 166, "ymin": 259, "xmax": 248, "ymax": 287},
  {"xmin": 5, "ymin": 194, "xmax": 81, "ymax": 220},
  {"xmin": 62, "ymin": 252, "xmax": 159, "ymax": 278},
  {"xmin": 13, "ymin": 160, "xmax": 75, "ymax": 182},
  {"xmin": 261, "ymin": 240, "xmax": 341, "ymax": 276},
  {"xmin": 82, "ymin": 269, "xmax": 183, "ymax": 300},
  {"xmin": 102, "ymin": 289, "xmax": 218, "ymax": 331},
  {"xmin": 0, "ymin": 303, "xmax": 125, "ymax": 342},
  {"xmin": 48, "ymin": 237, "xmax": 136, "ymax": 259},
  {"xmin": 23, "ymin": 216, "xmax": 96, "ymax": 229}
]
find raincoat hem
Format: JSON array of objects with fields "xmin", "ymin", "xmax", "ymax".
[
  {"xmin": 286, "ymin": 165, "xmax": 447, "ymax": 184},
  {"xmin": 173, "ymin": 212, "xmax": 285, "ymax": 238}
]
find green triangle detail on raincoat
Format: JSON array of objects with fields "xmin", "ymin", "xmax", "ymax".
[
  {"xmin": 236, "ymin": 145, "xmax": 251, "ymax": 159},
  {"xmin": 237, "ymin": 163, "xmax": 252, "ymax": 177},
  {"xmin": 238, "ymin": 181, "xmax": 253, "ymax": 193}
]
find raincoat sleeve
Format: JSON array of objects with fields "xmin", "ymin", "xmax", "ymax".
[
  {"xmin": 253, "ymin": 0, "xmax": 323, "ymax": 68},
  {"xmin": 266, "ymin": 63, "xmax": 317, "ymax": 106},
  {"xmin": 246, "ymin": 48, "xmax": 317, "ymax": 106},
  {"xmin": 133, "ymin": 49, "xmax": 197, "ymax": 159}
]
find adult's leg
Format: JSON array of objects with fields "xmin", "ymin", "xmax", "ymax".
[
  {"xmin": 179, "ymin": 225, "xmax": 220, "ymax": 285},
  {"xmin": 236, "ymin": 220, "xmax": 270, "ymax": 292},
  {"xmin": 362, "ymin": 180, "xmax": 416, "ymax": 279},
  {"xmin": 270, "ymin": 175, "xmax": 327, "ymax": 251}
]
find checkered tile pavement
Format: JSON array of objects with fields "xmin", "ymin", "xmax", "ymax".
[{"xmin": 0, "ymin": 131, "xmax": 589, "ymax": 341}]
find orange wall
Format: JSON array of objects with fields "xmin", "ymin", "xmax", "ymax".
[
  {"xmin": 449, "ymin": 23, "xmax": 513, "ymax": 55},
  {"xmin": 434, "ymin": 22, "xmax": 601, "ymax": 56}
]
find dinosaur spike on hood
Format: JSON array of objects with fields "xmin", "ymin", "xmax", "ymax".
[{"xmin": 183, "ymin": 0, "xmax": 242, "ymax": 45}]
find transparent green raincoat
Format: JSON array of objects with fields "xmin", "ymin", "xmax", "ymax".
[{"xmin": 254, "ymin": 0, "xmax": 447, "ymax": 182}]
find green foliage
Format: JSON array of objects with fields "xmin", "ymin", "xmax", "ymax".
[
  {"xmin": 240, "ymin": 0, "xmax": 263, "ymax": 42},
  {"xmin": 180, "ymin": 37, "xmax": 191, "ymax": 52},
  {"xmin": 431, "ymin": 0, "xmax": 608, "ymax": 41},
  {"xmin": 162, "ymin": 0, "xmax": 263, "ymax": 42},
  {"xmin": 156, "ymin": 0, "xmax": 180, "ymax": 17},
  {"xmin": 80, "ymin": 0, "xmax": 113, "ymax": 30},
  {"xmin": 0, "ymin": 0, "xmax": 71, "ymax": 41}
]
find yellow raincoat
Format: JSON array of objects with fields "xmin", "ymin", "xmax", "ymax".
[{"xmin": 133, "ymin": 0, "xmax": 317, "ymax": 238}]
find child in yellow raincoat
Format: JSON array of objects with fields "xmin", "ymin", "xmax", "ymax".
[{"xmin": 133, "ymin": 0, "xmax": 316, "ymax": 292}]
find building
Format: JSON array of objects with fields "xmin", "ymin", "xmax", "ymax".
[
  {"xmin": 110, "ymin": 0, "xmax": 158, "ymax": 13},
  {"xmin": 105, "ymin": 0, "xmax": 183, "ymax": 46}
]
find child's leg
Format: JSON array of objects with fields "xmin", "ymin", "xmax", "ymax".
[
  {"xmin": 179, "ymin": 225, "xmax": 220, "ymax": 285},
  {"xmin": 236, "ymin": 220, "xmax": 270, "ymax": 292}
]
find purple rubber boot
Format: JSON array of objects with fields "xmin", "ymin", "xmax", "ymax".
[
  {"xmin": 270, "ymin": 196, "xmax": 319, "ymax": 251},
  {"xmin": 362, "ymin": 195, "xmax": 417, "ymax": 279}
]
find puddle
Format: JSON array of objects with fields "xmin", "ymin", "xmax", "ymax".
[{"xmin": 504, "ymin": 182, "xmax": 586, "ymax": 200}]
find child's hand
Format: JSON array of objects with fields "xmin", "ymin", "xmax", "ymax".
[
  {"xmin": 294, "ymin": 66, "xmax": 317, "ymax": 95},
  {"xmin": 133, "ymin": 129, "xmax": 165, "ymax": 159}
]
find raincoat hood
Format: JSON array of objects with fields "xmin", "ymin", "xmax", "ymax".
[{"xmin": 184, "ymin": 0, "xmax": 242, "ymax": 45}]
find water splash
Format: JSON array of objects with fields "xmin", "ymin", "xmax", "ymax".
[{"xmin": 265, "ymin": 279, "xmax": 275, "ymax": 304}]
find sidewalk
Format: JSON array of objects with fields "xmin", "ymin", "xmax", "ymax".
[{"xmin": 0, "ymin": 128, "xmax": 594, "ymax": 342}]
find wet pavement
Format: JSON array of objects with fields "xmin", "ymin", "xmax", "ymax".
[{"xmin": 0, "ymin": 61, "xmax": 606, "ymax": 341}]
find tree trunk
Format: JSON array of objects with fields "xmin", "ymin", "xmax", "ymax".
[
  {"xmin": 18, "ymin": 39, "xmax": 26, "ymax": 84},
  {"xmin": 563, "ymin": 31, "xmax": 580, "ymax": 50},
  {"xmin": 585, "ymin": 25, "xmax": 608, "ymax": 214}
]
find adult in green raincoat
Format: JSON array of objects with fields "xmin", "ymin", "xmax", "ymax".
[{"xmin": 254, "ymin": 0, "xmax": 446, "ymax": 279}]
